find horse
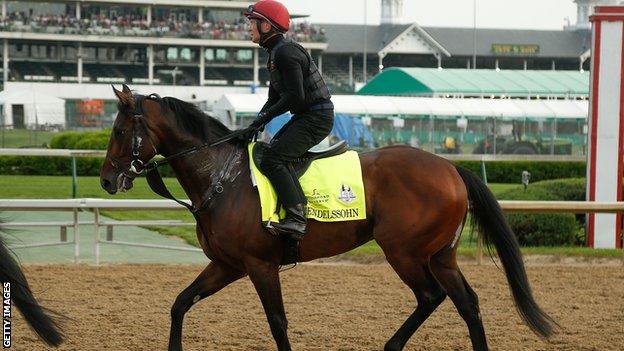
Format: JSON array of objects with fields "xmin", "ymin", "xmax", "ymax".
[
  {"xmin": 0, "ymin": 219, "xmax": 65, "ymax": 347},
  {"xmin": 100, "ymin": 85, "xmax": 556, "ymax": 351}
]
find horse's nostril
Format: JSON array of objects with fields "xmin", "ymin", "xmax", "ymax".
[{"xmin": 101, "ymin": 178, "xmax": 111, "ymax": 189}]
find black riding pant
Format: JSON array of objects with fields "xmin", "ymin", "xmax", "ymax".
[{"xmin": 259, "ymin": 109, "xmax": 334, "ymax": 207}]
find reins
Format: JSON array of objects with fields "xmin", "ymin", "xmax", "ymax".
[{"xmin": 121, "ymin": 93, "xmax": 250, "ymax": 220}]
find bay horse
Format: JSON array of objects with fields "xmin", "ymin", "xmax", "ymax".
[
  {"xmin": 100, "ymin": 85, "xmax": 556, "ymax": 351},
  {"xmin": 0, "ymin": 220, "xmax": 65, "ymax": 346}
]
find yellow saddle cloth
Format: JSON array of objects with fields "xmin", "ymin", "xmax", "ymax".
[{"xmin": 248, "ymin": 143, "xmax": 367, "ymax": 223}]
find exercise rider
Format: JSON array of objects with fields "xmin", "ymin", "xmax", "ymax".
[{"xmin": 243, "ymin": 0, "xmax": 334, "ymax": 239}]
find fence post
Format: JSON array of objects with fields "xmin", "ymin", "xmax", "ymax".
[
  {"xmin": 480, "ymin": 158, "xmax": 488, "ymax": 185},
  {"xmin": 60, "ymin": 226, "xmax": 67, "ymax": 242},
  {"xmin": 94, "ymin": 208, "xmax": 100, "ymax": 266},
  {"xmin": 73, "ymin": 208, "xmax": 79, "ymax": 264},
  {"xmin": 71, "ymin": 156, "xmax": 77, "ymax": 198}
]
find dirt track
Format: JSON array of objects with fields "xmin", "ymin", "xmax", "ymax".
[{"xmin": 10, "ymin": 262, "xmax": 624, "ymax": 351}]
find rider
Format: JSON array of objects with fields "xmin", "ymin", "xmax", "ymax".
[{"xmin": 243, "ymin": 0, "xmax": 334, "ymax": 239}]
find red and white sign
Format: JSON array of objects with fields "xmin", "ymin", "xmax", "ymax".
[{"xmin": 587, "ymin": 6, "xmax": 624, "ymax": 249}]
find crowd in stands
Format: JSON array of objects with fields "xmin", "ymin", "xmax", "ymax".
[{"xmin": 0, "ymin": 12, "xmax": 326, "ymax": 42}]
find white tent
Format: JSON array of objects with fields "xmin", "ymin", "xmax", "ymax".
[
  {"xmin": 0, "ymin": 90, "xmax": 66, "ymax": 128},
  {"xmin": 213, "ymin": 94, "xmax": 588, "ymax": 127}
]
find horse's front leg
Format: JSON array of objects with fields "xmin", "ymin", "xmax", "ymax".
[
  {"xmin": 247, "ymin": 259, "xmax": 292, "ymax": 351},
  {"xmin": 168, "ymin": 261, "xmax": 244, "ymax": 351}
]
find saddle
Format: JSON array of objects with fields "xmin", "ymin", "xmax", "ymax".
[
  {"xmin": 252, "ymin": 140, "xmax": 349, "ymax": 177},
  {"xmin": 251, "ymin": 140, "xmax": 349, "ymax": 265}
]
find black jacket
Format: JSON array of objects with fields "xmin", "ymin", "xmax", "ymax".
[{"xmin": 260, "ymin": 34, "xmax": 331, "ymax": 119}]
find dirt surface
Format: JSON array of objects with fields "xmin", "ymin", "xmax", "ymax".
[{"xmin": 9, "ymin": 262, "xmax": 624, "ymax": 351}]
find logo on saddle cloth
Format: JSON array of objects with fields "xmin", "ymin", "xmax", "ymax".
[
  {"xmin": 309, "ymin": 189, "xmax": 330, "ymax": 204},
  {"xmin": 248, "ymin": 143, "xmax": 366, "ymax": 223},
  {"xmin": 338, "ymin": 184, "xmax": 357, "ymax": 204}
]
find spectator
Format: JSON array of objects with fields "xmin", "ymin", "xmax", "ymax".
[{"xmin": 0, "ymin": 11, "xmax": 325, "ymax": 42}]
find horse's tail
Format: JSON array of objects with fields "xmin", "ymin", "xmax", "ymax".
[
  {"xmin": 0, "ymin": 220, "xmax": 65, "ymax": 347},
  {"xmin": 454, "ymin": 166, "xmax": 557, "ymax": 338}
]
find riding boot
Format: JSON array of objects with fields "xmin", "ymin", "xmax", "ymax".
[{"xmin": 272, "ymin": 203, "xmax": 307, "ymax": 240}]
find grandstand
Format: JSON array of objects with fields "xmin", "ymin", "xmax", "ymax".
[
  {"xmin": 0, "ymin": 0, "xmax": 608, "ymax": 131},
  {"xmin": 0, "ymin": 0, "xmax": 600, "ymax": 94},
  {"xmin": 0, "ymin": 0, "xmax": 326, "ymax": 89}
]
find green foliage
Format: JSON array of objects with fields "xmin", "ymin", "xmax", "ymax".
[
  {"xmin": 0, "ymin": 155, "xmax": 177, "ymax": 177},
  {"xmin": 73, "ymin": 132, "xmax": 110, "ymax": 150},
  {"xmin": 527, "ymin": 178, "xmax": 586, "ymax": 201},
  {"xmin": 497, "ymin": 178, "xmax": 585, "ymax": 246},
  {"xmin": 0, "ymin": 156, "xmax": 102, "ymax": 176},
  {"xmin": 453, "ymin": 161, "xmax": 586, "ymax": 183},
  {"xmin": 50, "ymin": 130, "xmax": 111, "ymax": 150},
  {"xmin": 506, "ymin": 213, "xmax": 582, "ymax": 246},
  {"xmin": 49, "ymin": 131, "xmax": 82, "ymax": 149}
]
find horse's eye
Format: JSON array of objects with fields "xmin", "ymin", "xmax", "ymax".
[{"xmin": 114, "ymin": 128, "xmax": 127, "ymax": 137}]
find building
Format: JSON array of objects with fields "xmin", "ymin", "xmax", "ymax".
[
  {"xmin": 320, "ymin": 0, "xmax": 610, "ymax": 93},
  {"xmin": 0, "ymin": 0, "xmax": 601, "ymax": 128},
  {"xmin": 0, "ymin": 0, "xmax": 327, "ymax": 127}
]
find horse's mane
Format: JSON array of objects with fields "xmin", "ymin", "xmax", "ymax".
[{"xmin": 161, "ymin": 96, "xmax": 232, "ymax": 141}]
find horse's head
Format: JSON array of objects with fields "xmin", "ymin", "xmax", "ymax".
[{"xmin": 100, "ymin": 84, "xmax": 163, "ymax": 194}]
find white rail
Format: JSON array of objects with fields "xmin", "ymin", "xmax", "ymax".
[
  {"xmin": 0, "ymin": 199, "xmax": 622, "ymax": 265},
  {"xmin": 0, "ymin": 148, "xmax": 586, "ymax": 162}
]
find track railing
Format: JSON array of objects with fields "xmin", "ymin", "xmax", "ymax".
[
  {"xmin": 0, "ymin": 199, "xmax": 200, "ymax": 265},
  {"xmin": 0, "ymin": 199, "xmax": 622, "ymax": 264}
]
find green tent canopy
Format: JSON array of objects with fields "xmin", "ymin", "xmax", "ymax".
[{"xmin": 358, "ymin": 68, "xmax": 589, "ymax": 98}]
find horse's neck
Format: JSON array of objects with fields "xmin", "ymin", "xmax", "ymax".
[{"xmin": 167, "ymin": 142, "xmax": 246, "ymax": 207}]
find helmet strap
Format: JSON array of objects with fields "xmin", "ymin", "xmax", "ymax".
[{"xmin": 258, "ymin": 20, "xmax": 279, "ymax": 46}]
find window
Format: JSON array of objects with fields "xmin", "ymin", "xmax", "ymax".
[
  {"xmin": 236, "ymin": 49, "xmax": 252, "ymax": 62},
  {"xmin": 180, "ymin": 48, "xmax": 191, "ymax": 61},
  {"xmin": 205, "ymin": 48, "xmax": 228, "ymax": 62},
  {"xmin": 216, "ymin": 49, "xmax": 228, "ymax": 61},
  {"xmin": 167, "ymin": 47, "xmax": 178, "ymax": 60},
  {"xmin": 205, "ymin": 48, "xmax": 215, "ymax": 61}
]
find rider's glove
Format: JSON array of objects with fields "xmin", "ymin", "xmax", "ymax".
[
  {"xmin": 236, "ymin": 112, "xmax": 271, "ymax": 142},
  {"xmin": 250, "ymin": 111, "xmax": 270, "ymax": 132}
]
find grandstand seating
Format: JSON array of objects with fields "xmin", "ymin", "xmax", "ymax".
[
  {"xmin": 11, "ymin": 61, "xmax": 54, "ymax": 81},
  {"xmin": 84, "ymin": 64, "xmax": 125, "ymax": 83},
  {"xmin": 322, "ymin": 56, "xmax": 380, "ymax": 93},
  {"xmin": 218, "ymin": 67, "xmax": 252, "ymax": 86}
]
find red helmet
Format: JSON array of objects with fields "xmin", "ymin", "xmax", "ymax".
[{"xmin": 245, "ymin": 0, "xmax": 291, "ymax": 33}]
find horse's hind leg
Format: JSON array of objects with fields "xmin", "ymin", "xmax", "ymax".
[
  {"xmin": 383, "ymin": 255, "xmax": 447, "ymax": 351},
  {"xmin": 430, "ymin": 247, "xmax": 488, "ymax": 351},
  {"xmin": 168, "ymin": 262, "xmax": 244, "ymax": 351}
]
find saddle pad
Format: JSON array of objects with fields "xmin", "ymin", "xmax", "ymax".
[{"xmin": 248, "ymin": 143, "xmax": 366, "ymax": 223}]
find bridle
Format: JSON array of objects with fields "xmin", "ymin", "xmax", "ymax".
[
  {"xmin": 109, "ymin": 93, "xmax": 251, "ymax": 222},
  {"xmin": 108, "ymin": 93, "xmax": 159, "ymax": 177},
  {"xmin": 128, "ymin": 93, "xmax": 159, "ymax": 176},
  {"xmin": 116, "ymin": 93, "xmax": 249, "ymax": 177}
]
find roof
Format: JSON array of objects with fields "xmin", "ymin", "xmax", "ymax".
[
  {"xmin": 214, "ymin": 93, "xmax": 588, "ymax": 120},
  {"xmin": 422, "ymin": 27, "xmax": 591, "ymax": 58},
  {"xmin": 320, "ymin": 24, "xmax": 591, "ymax": 58},
  {"xmin": 357, "ymin": 68, "xmax": 589, "ymax": 98},
  {"xmin": 320, "ymin": 23, "xmax": 412, "ymax": 54}
]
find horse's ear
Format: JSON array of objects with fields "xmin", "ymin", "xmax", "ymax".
[
  {"xmin": 112, "ymin": 85, "xmax": 124, "ymax": 100},
  {"xmin": 122, "ymin": 84, "xmax": 132, "ymax": 94},
  {"xmin": 112, "ymin": 85, "xmax": 135, "ymax": 108}
]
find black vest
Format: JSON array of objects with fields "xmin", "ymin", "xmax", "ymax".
[{"xmin": 268, "ymin": 38, "xmax": 331, "ymax": 112}]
